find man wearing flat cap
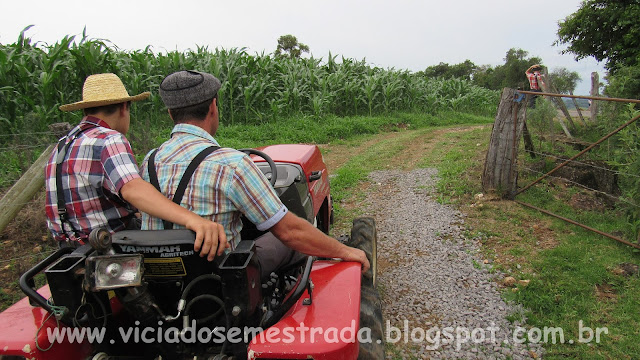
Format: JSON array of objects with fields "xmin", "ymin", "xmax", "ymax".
[
  {"xmin": 45, "ymin": 73, "xmax": 227, "ymax": 260},
  {"xmin": 141, "ymin": 70, "xmax": 369, "ymax": 278}
]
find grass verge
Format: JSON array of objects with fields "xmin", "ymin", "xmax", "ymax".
[{"xmin": 419, "ymin": 125, "xmax": 640, "ymax": 359}]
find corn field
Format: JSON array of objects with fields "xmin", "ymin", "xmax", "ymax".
[{"xmin": 0, "ymin": 27, "xmax": 499, "ymax": 137}]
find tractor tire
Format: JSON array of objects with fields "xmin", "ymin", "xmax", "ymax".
[
  {"xmin": 348, "ymin": 217, "xmax": 377, "ymax": 287},
  {"xmin": 348, "ymin": 217, "xmax": 385, "ymax": 360}
]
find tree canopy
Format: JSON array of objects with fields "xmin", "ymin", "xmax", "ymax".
[
  {"xmin": 548, "ymin": 67, "xmax": 581, "ymax": 94},
  {"xmin": 556, "ymin": 0, "xmax": 640, "ymax": 72},
  {"xmin": 472, "ymin": 48, "xmax": 542, "ymax": 90},
  {"xmin": 274, "ymin": 34, "xmax": 310, "ymax": 59},
  {"xmin": 420, "ymin": 60, "xmax": 476, "ymax": 81},
  {"xmin": 419, "ymin": 49, "xmax": 545, "ymax": 91}
]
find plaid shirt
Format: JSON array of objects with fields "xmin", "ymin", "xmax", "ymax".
[
  {"xmin": 45, "ymin": 117, "xmax": 140, "ymax": 242},
  {"xmin": 140, "ymin": 124, "xmax": 287, "ymax": 249},
  {"xmin": 526, "ymin": 71, "xmax": 542, "ymax": 90}
]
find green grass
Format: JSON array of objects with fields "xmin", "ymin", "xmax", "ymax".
[
  {"xmin": 418, "ymin": 125, "xmax": 640, "ymax": 359},
  {"xmin": 417, "ymin": 126, "xmax": 490, "ymax": 203},
  {"xmin": 328, "ymin": 129, "xmax": 418, "ymax": 232},
  {"xmin": 504, "ymin": 181, "xmax": 640, "ymax": 358},
  {"xmin": 503, "ymin": 227, "xmax": 640, "ymax": 359},
  {"xmin": 323, "ymin": 112, "xmax": 492, "ymax": 233}
]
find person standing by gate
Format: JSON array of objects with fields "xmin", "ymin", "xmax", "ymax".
[{"xmin": 525, "ymin": 64, "xmax": 545, "ymax": 108}]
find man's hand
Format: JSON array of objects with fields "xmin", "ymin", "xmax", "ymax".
[
  {"xmin": 340, "ymin": 246, "xmax": 371, "ymax": 273},
  {"xmin": 185, "ymin": 217, "xmax": 228, "ymax": 261},
  {"xmin": 121, "ymin": 178, "xmax": 229, "ymax": 261}
]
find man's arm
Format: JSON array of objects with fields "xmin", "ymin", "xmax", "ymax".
[
  {"xmin": 526, "ymin": 64, "xmax": 542, "ymax": 75},
  {"xmin": 538, "ymin": 73, "xmax": 546, "ymax": 89},
  {"xmin": 120, "ymin": 178, "xmax": 228, "ymax": 260},
  {"xmin": 270, "ymin": 212, "xmax": 370, "ymax": 272}
]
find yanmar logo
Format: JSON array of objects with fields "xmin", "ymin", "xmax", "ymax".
[{"xmin": 117, "ymin": 245, "xmax": 195, "ymax": 258}]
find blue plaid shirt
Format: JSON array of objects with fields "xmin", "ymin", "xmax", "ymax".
[{"xmin": 140, "ymin": 124, "xmax": 287, "ymax": 249}]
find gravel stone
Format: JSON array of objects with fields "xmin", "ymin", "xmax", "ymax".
[{"xmin": 362, "ymin": 169, "xmax": 545, "ymax": 359}]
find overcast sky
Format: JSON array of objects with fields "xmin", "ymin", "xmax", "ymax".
[{"xmin": 0, "ymin": 0, "xmax": 605, "ymax": 94}]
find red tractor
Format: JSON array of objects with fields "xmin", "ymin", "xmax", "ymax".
[{"xmin": 0, "ymin": 144, "xmax": 384, "ymax": 360}]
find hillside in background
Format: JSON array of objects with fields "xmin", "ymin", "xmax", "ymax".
[{"xmin": 562, "ymin": 97, "xmax": 590, "ymax": 109}]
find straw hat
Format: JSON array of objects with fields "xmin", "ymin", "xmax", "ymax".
[{"xmin": 59, "ymin": 73, "xmax": 150, "ymax": 111}]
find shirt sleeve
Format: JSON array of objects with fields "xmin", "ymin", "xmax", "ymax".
[
  {"xmin": 227, "ymin": 155, "xmax": 287, "ymax": 230},
  {"xmin": 101, "ymin": 133, "xmax": 141, "ymax": 194}
]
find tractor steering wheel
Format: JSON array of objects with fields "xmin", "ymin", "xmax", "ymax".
[{"xmin": 239, "ymin": 148, "xmax": 278, "ymax": 186}]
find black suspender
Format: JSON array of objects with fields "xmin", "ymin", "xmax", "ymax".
[
  {"xmin": 55, "ymin": 124, "xmax": 95, "ymax": 241},
  {"xmin": 147, "ymin": 146, "xmax": 220, "ymax": 230}
]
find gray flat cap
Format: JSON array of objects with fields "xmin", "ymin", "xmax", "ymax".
[{"xmin": 159, "ymin": 70, "xmax": 221, "ymax": 109}]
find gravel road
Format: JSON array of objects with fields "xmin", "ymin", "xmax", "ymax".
[{"xmin": 363, "ymin": 168, "xmax": 545, "ymax": 359}]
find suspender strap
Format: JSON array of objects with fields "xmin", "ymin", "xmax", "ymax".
[
  {"xmin": 147, "ymin": 149, "xmax": 161, "ymax": 192},
  {"xmin": 55, "ymin": 124, "xmax": 95, "ymax": 240},
  {"xmin": 147, "ymin": 146, "xmax": 220, "ymax": 230}
]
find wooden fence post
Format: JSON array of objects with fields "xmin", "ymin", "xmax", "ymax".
[
  {"xmin": 590, "ymin": 72, "xmax": 599, "ymax": 123},
  {"xmin": 0, "ymin": 144, "xmax": 55, "ymax": 233},
  {"xmin": 0, "ymin": 123, "xmax": 70, "ymax": 234},
  {"xmin": 569, "ymin": 90, "xmax": 588, "ymax": 126},
  {"xmin": 482, "ymin": 88, "xmax": 527, "ymax": 199},
  {"xmin": 540, "ymin": 73, "xmax": 574, "ymax": 138}
]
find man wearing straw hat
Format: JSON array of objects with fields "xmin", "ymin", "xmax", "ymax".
[
  {"xmin": 141, "ymin": 70, "xmax": 369, "ymax": 279},
  {"xmin": 45, "ymin": 73, "xmax": 227, "ymax": 260}
]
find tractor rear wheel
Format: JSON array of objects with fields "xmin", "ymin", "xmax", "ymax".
[{"xmin": 347, "ymin": 217, "xmax": 385, "ymax": 360}]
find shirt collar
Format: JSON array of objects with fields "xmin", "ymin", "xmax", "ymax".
[
  {"xmin": 81, "ymin": 116, "xmax": 112, "ymax": 129},
  {"xmin": 171, "ymin": 123, "xmax": 220, "ymax": 146}
]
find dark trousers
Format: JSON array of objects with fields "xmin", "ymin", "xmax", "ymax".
[
  {"xmin": 528, "ymin": 89, "xmax": 542, "ymax": 108},
  {"xmin": 254, "ymin": 232, "xmax": 307, "ymax": 280}
]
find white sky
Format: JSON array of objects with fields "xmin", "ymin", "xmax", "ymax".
[{"xmin": 0, "ymin": 0, "xmax": 605, "ymax": 94}]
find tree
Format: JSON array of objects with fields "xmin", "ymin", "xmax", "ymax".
[
  {"xmin": 471, "ymin": 48, "xmax": 542, "ymax": 90},
  {"xmin": 421, "ymin": 62, "xmax": 451, "ymax": 78},
  {"xmin": 548, "ymin": 67, "xmax": 581, "ymax": 94},
  {"xmin": 604, "ymin": 65, "xmax": 640, "ymax": 100},
  {"xmin": 501, "ymin": 48, "xmax": 543, "ymax": 90},
  {"xmin": 420, "ymin": 60, "xmax": 476, "ymax": 80},
  {"xmin": 556, "ymin": 0, "xmax": 640, "ymax": 72},
  {"xmin": 471, "ymin": 65, "xmax": 500, "ymax": 89},
  {"xmin": 274, "ymin": 35, "xmax": 310, "ymax": 59}
]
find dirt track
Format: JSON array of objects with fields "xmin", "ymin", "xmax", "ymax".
[{"xmin": 323, "ymin": 127, "xmax": 543, "ymax": 359}]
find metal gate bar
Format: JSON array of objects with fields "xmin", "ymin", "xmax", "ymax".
[
  {"xmin": 518, "ymin": 90, "xmax": 640, "ymax": 104},
  {"xmin": 514, "ymin": 200, "xmax": 640, "ymax": 250},
  {"xmin": 516, "ymin": 112, "xmax": 640, "ymax": 196},
  {"xmin": 513, "ymin": 90, "xmax": 640, "ymax": 248}
]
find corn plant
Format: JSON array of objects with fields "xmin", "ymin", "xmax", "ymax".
[{"xmin": 0, "ymin": 29, "xmax": 500, "ymax": 137}]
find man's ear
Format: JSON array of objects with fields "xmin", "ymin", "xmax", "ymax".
[
  {"xmin": 119, "ymin": 102, "xmax": 128, "ymax": 116},
  {"xmin": 167, "ymin": 108, "xmax": 174, "ymax": 121},
  {"xmin": 210, "ymin": 98, "xmax": 218, "ymax": 115}
]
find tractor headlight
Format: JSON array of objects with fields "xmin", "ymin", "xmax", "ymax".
[{"xmin": 86, "ymin": 254, "xmax": 143, "ymax": 291}]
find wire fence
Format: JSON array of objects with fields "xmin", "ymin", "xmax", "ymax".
[
  {"xmin": 0, "ymin": 130, "xmax": 57, "ymax": 269},
  {"xmin": 513, "ymin": 91, "xmax": 640, "ymax": 248}
]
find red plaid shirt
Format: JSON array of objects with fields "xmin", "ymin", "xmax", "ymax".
[
  {"xmin": 526, "ymin": 71, "xmax": 542, "ymax": 90},
  {"xmin": 45, "ymin": 116, "xmax": 140, "ymax": 242}
]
